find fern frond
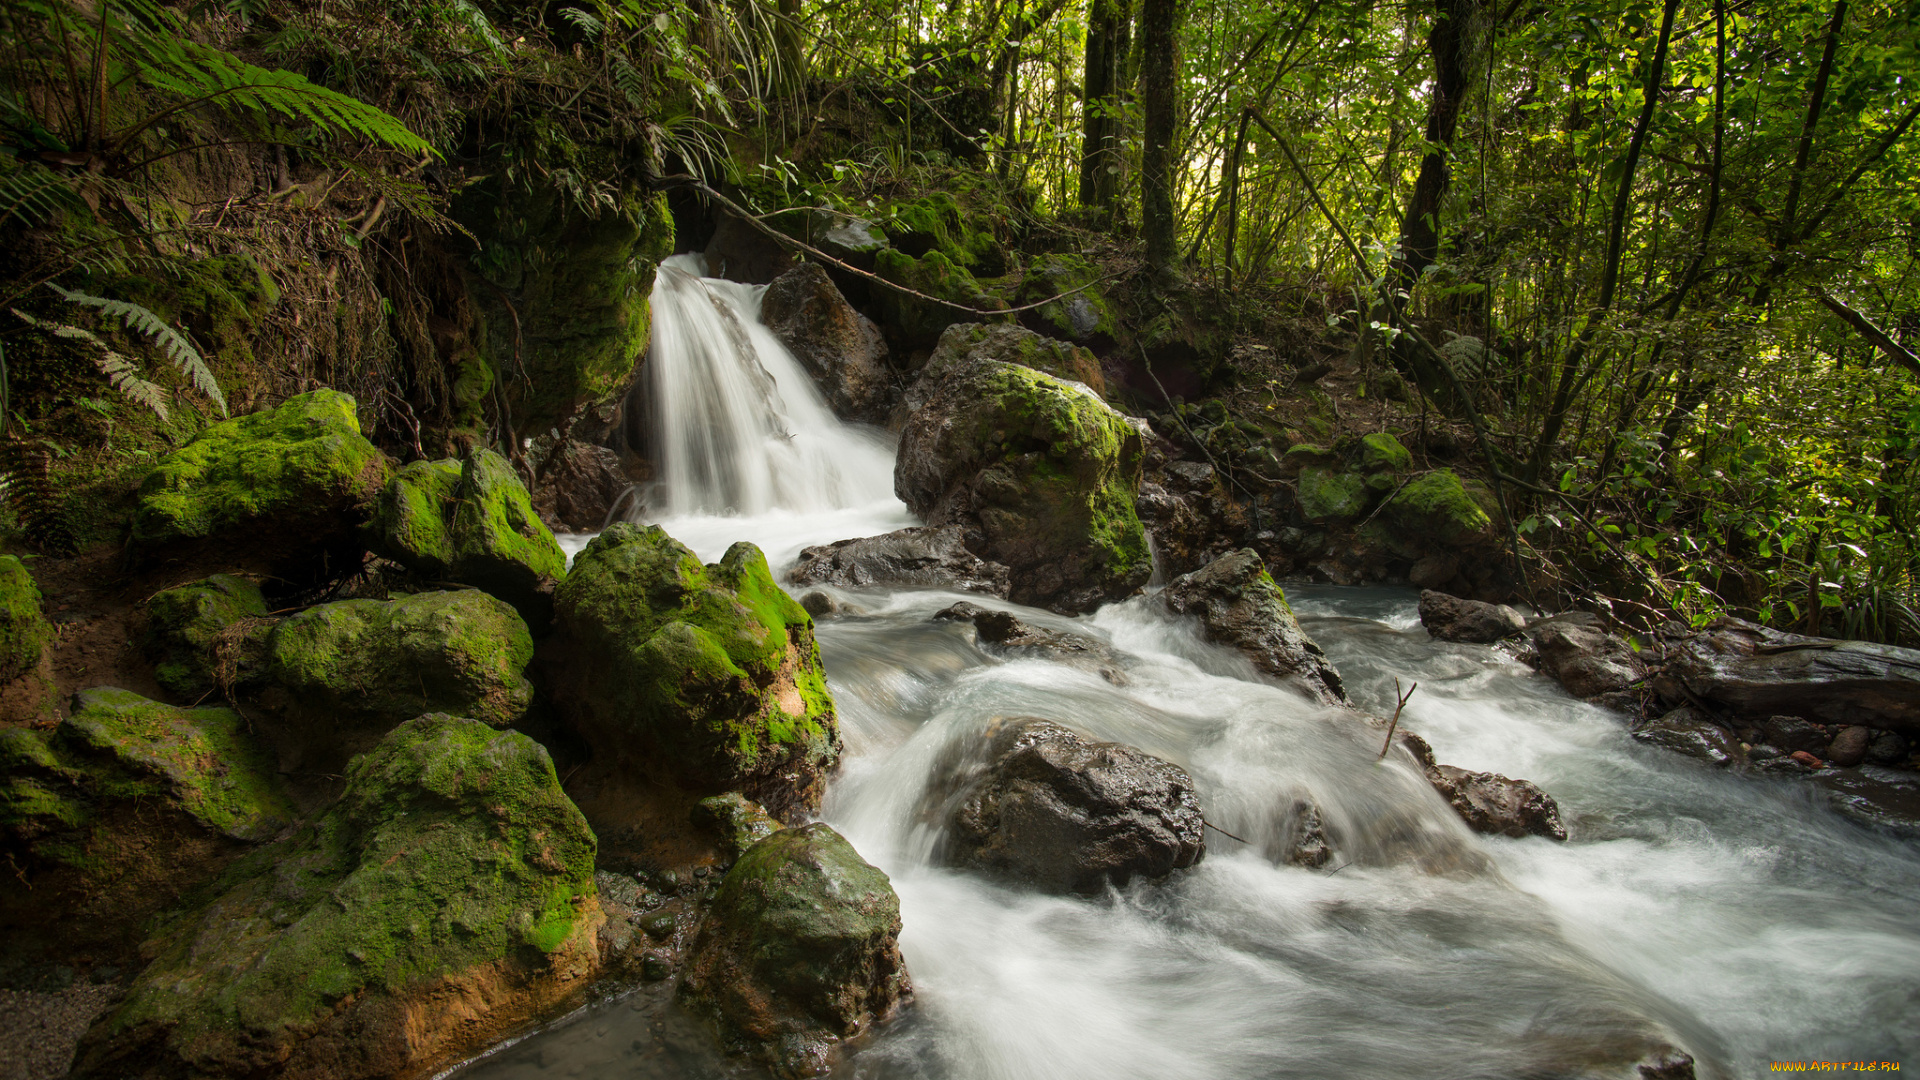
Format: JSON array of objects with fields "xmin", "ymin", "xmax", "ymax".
[
  {"xmin": 559, "ymin": 6, "xmax": 605, "ymax": 38},
  {"xmin": 96, "ymin": 352, "xmax": 170, "ymax": 421},
  {"xmin": 43, "ymin": 284, "xmax": 227, "ymax": 416},
  {"xmin": 10, "ymin": 307, "xmax": 169, "ymax": 422},
  {"xmin": 115, "ymin": 33, "xmax": 435, "ymax": 158},
  {"xmin": 0, "ymin": 169, "xmax": 85, "ymax": 228},
  {"xmin": 448, "ymin": 0, "xmax": 510, "ymax": 59}
]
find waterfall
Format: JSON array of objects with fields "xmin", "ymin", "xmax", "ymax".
[{"xmin": 622, "ymin": 253, "xmax": 912, "ymax": 565}]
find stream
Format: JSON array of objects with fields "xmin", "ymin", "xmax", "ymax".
[{"xmin": 466, "ymin": 256, "xmax": 1920, "ymax": 1080}]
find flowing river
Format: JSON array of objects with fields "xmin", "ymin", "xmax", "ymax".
[{"xmin": 467, "ymin": 256, "xmax": 1920, "ymax": 1080}]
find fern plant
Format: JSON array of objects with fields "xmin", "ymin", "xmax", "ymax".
[{"xmin": 7, "ymin": 282, "xmax": 225, "ymax": 427}]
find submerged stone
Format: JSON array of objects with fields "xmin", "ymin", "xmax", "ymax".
[
  {"xmin": 940, "ymin": 717, "xmax": 1205, "ymax": 894},
  {"xmin": 1162, "ymin": 549, "xmax": 1347, "ymax": 704},
  {"xmin": 364, "ymin": 447, "xmax": 568, "ymax": 629},
  {"xmin": 72, "ymin": 714, "xmax": 601, "ymax": 1080},
  {"xmin": 789, "ymin": 525, "xmax": 1012, "ymax": 597},
  {"xmin": 132, "ymin": 389, "xmax": 388, "ymax": 571},
  {"xmin": 244, "ymin": 589, "xmax": 535, "ymax": 774},
  {"xmin": 144, "ymin": 573, "xmax": 268, "ymax": 698},
  {"xmin": 680, "ymin": 822, "xmax": 908, "ymax": 1077},
  {"xmin": 549, "ymin": 523, "xmax": 839, "ymax": 818}
]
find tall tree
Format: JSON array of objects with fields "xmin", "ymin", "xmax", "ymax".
[
  {"xmin": 1079, "ymin": 0, "xmax": 1132, "ymax": 217},
  {"xmin": 1387, "ymin": 0, "xmax": 1483, "ymax": 295},
  {"xmin": 1139, "ymin": 0, "xmax": 1181, "ymax": 276}
]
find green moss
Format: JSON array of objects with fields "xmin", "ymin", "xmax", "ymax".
[
  {"xmin": 1018, "ymin": 253, "xmax": 1119, "ymax": 344},
  {"xmin": 92, "ymin": 715, "xmax": 597, "ymax": 1068},
  {"xmin": 366, "ymin": 449, "xmax": 566, "ymax": 627},
  {"xmin": 554, "ymin": 526, "xmax": 837, "ymax": 793},
  {"xmin": 1297, "ymin": 467, "xmax": 1372, "ymax": 522},
  {"xmin": 458, "ymin": 182, "xmax": 673, "ymax": 434},
  {"xmin": 884, "ymin": 191, "xmax": 1001, "ymax": 271},
  {"xmin": 874, "ymin": 248, "xmax": 1002, "ymax": 348},
  {"xmin": 145, "ymin": 574, "xmax": 268, "ymax": 698},
  {"xmin": 133, "ymin": 389, "xmax": 388, "ymax": 544},
  {"xmin": 0, "ymin": 555, "xmax": 52, "ymax": 683},
  {"xmin": 260, "ymin": 589, "xmax": 534, "ymax": 734},
  {"xmin": 1358, "ymin": 432, "xmax": 1412, "ymax": 472},
  {"xmin": 1, "ymin": 689, "xmax": 290, "ymax": 850},
  {"xmin": 1380, "ymin": 469, "xmax": 1496, "ymax": 549}
]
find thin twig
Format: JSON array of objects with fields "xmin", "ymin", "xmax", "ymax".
[
  {"xmin": 1377, "ymin": 678, "xmax": 1418, "ymax": 759},
  {"xmin": 1202, "ymin": 818, "xmax": 1251, "ymax": 844}
]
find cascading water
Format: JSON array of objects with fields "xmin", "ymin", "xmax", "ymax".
[
  {"xmin": 622, "ymin": 253, "xmax": 911, "ymax": 565},
  {"xmin": 463, "ymin": 259, "xmax": 1920, "ymax": 1080}
]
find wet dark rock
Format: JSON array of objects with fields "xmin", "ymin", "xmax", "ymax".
[
  {"xmin": 1637, "ymin": 1047, "xmax": 1698, "ymax": 1080},
  {"xmin": 1277, "ymin": 797, "xmax": 1332, "ymax": 868},
  {"xmin": 1418, "ymin": 590, "xmax": 1526, "ymax": 644},
  {"xmin": 1630, "ymin": 706, "xmax": 1743, "ymax": 767},
  {"xmin": 692, "ymin": 793, "xmax": 782, "ymax": 861},
  {"xmin": 1529, "ymin": 612, "xmax": 1646, "ymax": 700},
  {"xmin": 680, "ymin": 823, "xmax": 909, "ymax": 1078},
  {"xmin": 1760, "ymin": 715, "xmax": 1829, "ymax": 754},
  {"xmin": 762, "ymin": 263, "xmax": 895, "ymax": 425},
  {"xmin": 932, "ymin": 601, "xmax": 1126, "ymax": 683},
  {"xmin": 896, "ymin": 325, "xmax": 1148, "ymax": 613},
  {"xmin": 1161, "ymin": 549, "xmax": 1346, "ymax": 704},
  {"xmin": 1398, "ymin": 731, "xmax": 1568, "ymax": 841},
  {"xmin": 1660, "ymin": 617, "xmax": 1920, "ymax": 732},
  {"xmin": 1827, "ymin": 725, "xmax": 1872, "ymax": 767},
  {"xmin": 1813, "ymin": 765, "xmax": 1920, "ymax": 836},
  {"xmin": 533, "ymin": 439, "xmax": 633, "ymax": 533},
  {"xmin": 940, "ymin": 718, "xmax": 1205, "ymax": 894},
  {"xmin": 1866, "ymin": 729, "xmax": 1911, "ymax": 766},
  {"xmin": 789, "ymin": 525, "xmax": 1011, "ymax": 596},
  {"xmin": 798, "ymin": 591, "xmax": 839, "ymax": 618}
]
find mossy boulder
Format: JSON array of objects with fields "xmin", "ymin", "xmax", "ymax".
[
  {"xmin": 364, "ymin": 448, "xmax": 568, "ymax": 629},
  {"xmin": 0, "ymin": 554, "xmax": 52, "ymax": 684},
  {"xmin": 873, "ymin": 248, "xmax": 1001, "ymax": 351},
  {"xmin": 1358, "ymin": 432, "xmax": 1412, "ymax": 472},
  {"xmin": 897, "ymin": 349, "xmax": 1151, "ymax": 613},
  {"xmin": 680, "ymin": 822, "xmax": 909, "ymax": 1077},
  {"xmin": 548, "ymin": 525, "xmax": 839, "ymax": 818},
  {"xmin": 72, "ymin": 714, "xmax": 601, "ymax": 1080},
  {"xmin": 459, "ymin": 181, "xmax": 674, "ymax": 436},
  {"xmin": 914, "ymin": 322, "xmax": 1105, "ymax": 406},
  {"xmin": 1, "ymin": 688, "xmax": 291, "ymax": 966},
  {"xmin": 1377, "ymin": 469, "xmax": 1498, "ymax": 555},
  {"xmin": 132, "ymin": 389, "xmax": 389, "ymax": 574},
  {"xmin": 144, "ymin": 574, "xmax": 268, "ymax": 698},
  {"xmin": 883, "ymin": 191, "xmax": 1004, "ymax": 273},
  {"xmin": 692, "ymin": 792, "xmax": 782, "ymax": 861},
  {"xmin": 1296, "ymin": 466, "xmax": 1372, "ymax": 524},
  {"xmin": 243, "ymin": 589, "xmax": 535, "ymax": 775},
  {"xmin": 1017, "ymin": 253, "xmax": 1119, "ymax": 347}
]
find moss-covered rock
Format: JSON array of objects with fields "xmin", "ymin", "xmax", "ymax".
[
  {"xmin": 897, "ymin": 351, "xmax": 1150, "ymax": 613},
  {"xmin": 1378, "ymin": 469, "xmax": 1497, "ymax": 555},
  {"xmin": 459, "ymin": 181, "xmax": 674, "ymax": 437},
  {"xmin": 549, "ymin": 525, "xmax": 839, "ymax": 818},
  {"xmin": 883, "ymin": 191, "xmax": 1004, "ymax": 272},
  {"xmin": 916, "ymin": 322, "xmax": 1105, "ymax": 404},
  {"xmin": 1, "ymin": 688, "xmax": 291, "ymax": 967},
  {"xmin": 132, "ymin": 389, "xmax": 389, "ymax": 573},
  {"xmin": 1296, "ymin": 466, "xmax": 1371, "ymax": 524},
  {"xmin": 692, "ymin": 793, "xmax": 782, "ymax": 861},
  {"xmin": 680, "ymin": 823, "xmax": 908, "ymax": 1077},
  {"xmin": 0, "ymin": 554, "xmax": 52, "ymax": 684},
  {"xmin": 1017, "ymin": 253, "xmax": 1119, "ymax": 346},
  {"xmin": 245, "ymin": 589, "xmax": 535, "ymax": 774},
  {"xmin": 72, "ymin": 714, "xmax": 600, "ymax": 1080},
  {"xmin": 144, "ymin": 574, "xmax": 267, "ymax": 698},
  {"xmin": 364, "ymin": 448, "xmax": 568, "ymax": 629},
  {"xmin": 1358, "ymin": 432, "xmax": 1412, "ymax": 472},
  {"xmin": 873, "ymin": 248, "xmax": 1000, "ymax": 350}
]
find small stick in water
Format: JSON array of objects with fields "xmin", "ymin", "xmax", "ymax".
[
  {"xmin": 1377, "ymin": 679, "xmax": 1419, "ymax": 760},
  {"xmin": 1202, "ymin": 818, "xmax": 1252, "ymax": 844}
]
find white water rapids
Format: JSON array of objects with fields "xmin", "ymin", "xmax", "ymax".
[{"xmin": 479, "ymin": 258, "xmax": 1920, "ymax": 1080}]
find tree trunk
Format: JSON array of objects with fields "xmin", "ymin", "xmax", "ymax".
[
  {"xmin": 1139, "ymin": 0, "xmax": 1180, "ymax": 276},
  {"xmin": 1387, "ymin": 0, "xmax": 1480, "ymax": 295},
  {"xmin": 1079, "ymin": 0, "xmax": 1131, "ymax": 216}
]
